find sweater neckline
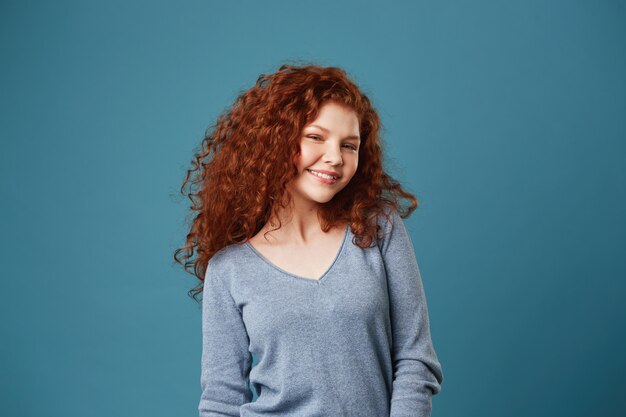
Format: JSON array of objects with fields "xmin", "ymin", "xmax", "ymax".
[{"xmin": 243, "ymin": 223, "xmax": 350, "ymax": 284}]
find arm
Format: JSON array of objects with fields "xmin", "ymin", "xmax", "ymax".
[
  {"xmin": 199, "ymin": 257, "xmax": 253, "ymax": 417},
  {"xmin": 380, "ymin": 208, "xmax": 444, "ymax": 417}
]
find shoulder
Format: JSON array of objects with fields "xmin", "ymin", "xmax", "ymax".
[
  {"xmin": 374, "ymin": 203, "xmax": 408, "ymax": 254},
  {"xmin": 205, "ymin": 243, "xmax": 248, "ymax": 280},
  {"xmin": 378, "ymin": 203, "xmax": 402, "ymax": 230}
]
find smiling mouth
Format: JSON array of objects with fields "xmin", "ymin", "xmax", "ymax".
[
  {"xmin": 307, "ymin": 169, "xmax": 338, "ymax": 183},
  {"xmin": 306, "ymin": 169, "xmax": 339, "ymax": 179}
]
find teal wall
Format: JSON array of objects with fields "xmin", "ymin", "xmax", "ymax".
[{"xmin": 1, "ymin": 1, "xmax": 624, "ymax": 416}]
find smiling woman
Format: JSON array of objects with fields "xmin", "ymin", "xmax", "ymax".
[
  {"xmin": 174, "ymin": 62, "xmax": 444, "ymax": 417},
  {"xmin": 288, "ymin": 101, "xmax": 360, "ymax": 204}
]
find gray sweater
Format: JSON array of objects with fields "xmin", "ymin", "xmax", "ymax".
[{"xmin": 199, "ymin": 206, "xmax": 444, "ymax": 417}]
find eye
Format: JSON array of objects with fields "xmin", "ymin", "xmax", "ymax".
[{"xmin": 307, "ymin": 134, "xmax": 358, "ymax": 151}]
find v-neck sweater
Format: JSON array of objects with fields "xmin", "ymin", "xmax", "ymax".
[{"xmin": 199, "ymin": 206, "xmax": 444, "ymax": 417}]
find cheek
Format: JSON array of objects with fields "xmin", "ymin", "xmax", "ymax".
[
  {"xmin": 344, "ymin": 162, "xmax": 359, "ymax": 181},
  {"xmin": 297, "ymin": 148, "xmax": 318, "ymax": 168}
]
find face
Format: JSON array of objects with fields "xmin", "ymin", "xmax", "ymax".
[{"xmin": 286, "ymin": 101, "xmax": 361, "ymax": 209}]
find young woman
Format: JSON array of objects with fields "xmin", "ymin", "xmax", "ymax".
[{"xmin": 175, "ymin": 63, "xmax": 444, "ymax": 417}]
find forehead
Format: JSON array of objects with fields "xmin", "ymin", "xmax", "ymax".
[{"xmin": 305, "ymin": 102, "xmax": 360, "ymax": 133}]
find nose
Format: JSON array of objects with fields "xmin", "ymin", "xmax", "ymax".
[{"xmin": 322, "ymin": 143, "xmax": 343, "ymax": 166}]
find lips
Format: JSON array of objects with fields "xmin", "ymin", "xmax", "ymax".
[
  {"xmin": 307, "ymin": 169, "xmax": 340, "ymax": 179},
  {"xmin": 307, "ymin": 169, "xmax": 338, "ymax": 184}
]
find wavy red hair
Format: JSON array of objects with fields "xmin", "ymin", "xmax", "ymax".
[{"xmin": 174, "ymin": 63, "xmax": 418, "ymax": 302}]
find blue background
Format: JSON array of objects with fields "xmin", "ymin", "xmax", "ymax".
[{"xmin": 1, "ymin": 1, "xmax": 625, "ymax": 416}]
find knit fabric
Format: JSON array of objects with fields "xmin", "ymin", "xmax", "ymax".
[{"xmin": 199, "ymin": 206, "xmax": 443, "ymax": 417}]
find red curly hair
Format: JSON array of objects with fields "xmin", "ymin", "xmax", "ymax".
[{"xmin": 175, "ymin": 63, "xmax": 418, "ymax": 302}]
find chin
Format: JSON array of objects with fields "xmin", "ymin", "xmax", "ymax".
[
  {"xmin": 315, "ymin": 196, "xmax": 336, "ymax": 204},
  {"xmin": 301, "ymin": 190, "xmax": 339, "ymax": 205},
  {"xmin": 300, "ymin": 191, "xmax": 334, "ymax": 204}
]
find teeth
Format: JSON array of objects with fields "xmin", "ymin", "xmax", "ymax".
[{"xmin": 308, "ymin": 169, "xmax": 336, "ymax": 180}]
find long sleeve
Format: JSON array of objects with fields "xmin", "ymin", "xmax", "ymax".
[
  {"xmin": 199, "ymin": 257, "xmax": 253, "ymax": 417},
  {"xmin": 380, "ymin": 208, "xmax": 444, "ymax": 417}
]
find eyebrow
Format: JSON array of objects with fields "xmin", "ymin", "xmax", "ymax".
[{"xmin": 308, "ymin": 124, "xmax": 361, "ymax": 141}]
